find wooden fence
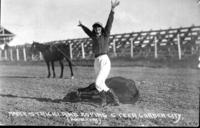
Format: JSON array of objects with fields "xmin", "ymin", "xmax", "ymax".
[{"xmin": 0, "ymin": 25, "xmax": 200, "ymax": 61}]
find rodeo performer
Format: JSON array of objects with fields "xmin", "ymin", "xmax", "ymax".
[{"xmin": 78, "ymin": 0, "xmax": 120, "ymax": 106}]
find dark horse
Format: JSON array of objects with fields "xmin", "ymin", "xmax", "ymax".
[{"xmin": 31, "ymin": 41, "xmax": 74, "ymax": 79}]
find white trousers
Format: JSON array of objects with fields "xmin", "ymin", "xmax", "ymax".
[{"xmin": 94, "ymin": 54, "xmax": 111, "ymax": 92}]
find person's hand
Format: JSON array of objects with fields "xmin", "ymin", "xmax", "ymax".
[
  {"xmin": 78, "ymin": 20, "xmax": 82, "ymax": 27},
  {"xmin": 111, "ymin": 0, "xmax": 120, "ymax": 11}
]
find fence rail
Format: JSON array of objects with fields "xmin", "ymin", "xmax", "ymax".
[{"xmin": 0, "ymin": 25, "xmax": 200, "ymax": 62}]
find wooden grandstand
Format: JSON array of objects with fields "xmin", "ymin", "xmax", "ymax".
[
  {"xmin": 48, "ymin": 25, "xmax": 200, "ymax": 60},
  {"xmin": 0, "ymin": 25, "xmax": 200, "ymax": 61}
]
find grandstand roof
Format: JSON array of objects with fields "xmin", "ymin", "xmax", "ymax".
[{"xmin": 0, "ymin": 25, "xmax": 15, "ymax": 45}]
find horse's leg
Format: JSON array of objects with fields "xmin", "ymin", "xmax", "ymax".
[
  {"xmin": 46, "ymin": 61, "xmax": 51, "ymax": 78},
  {"xmin": 59, "ymin": 60, "xmax": 64, "ymax": 78},
  {"xmin": 65, "ymin": 57, "xmax": 74, "ymax": 79},
  {"xmin": 51, "ymin": 61, "xmax": 56, "ymax": 78}
]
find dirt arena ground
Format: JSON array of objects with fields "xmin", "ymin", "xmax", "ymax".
[{"xmin": 0, "ymin": 64, "xmax": 199, "ymax": 126}]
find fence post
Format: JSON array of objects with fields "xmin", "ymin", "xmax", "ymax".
[
  {"xmin": 16, "ymin": 47, "xmax": 20, "ymax": 61},
  {"xmin": 0, "ymin": 50, "xmax": 2, "ymax": 61},
  {"xmin": 177, "ymin": 34, "xmax": 182, "ymax": 60},
  {"xmin": 10, "ymin": 49, "xmax": 13, "ymax": 61},
  {"xmin": 113, "ymin": 39, "xmax": 117, "ymax": 57},
  {"xmin": 69, "ymin": 43, "xmax": 73, "ymax": 59},
  {"xmin": 81, "ymin": 42, "xmax": 85, "ymax": 59},
  {"xmin": 154, "ymin": 36, "xmax": 158, "ymax": 59},
  {"xmin": 191, "ymin": 46, "xmax": 195, "ymax": 55},
  {"xmin": 130, "ymin": 38, "xmax": 134, "ymax": 58},
  {"xmin": 4, "ymin": 49, "xmax": 8, "ymax": 60},
  {"xmin": 39, "ymin": 52, "xmax": 43, "ymax": 60},
  {"xmin": 23, "ymin": 47, "xmax": 27, "ymax": 61},
  {"xmin": 31, "ymin": 54, "xmax": 35, "ymax": 61}
]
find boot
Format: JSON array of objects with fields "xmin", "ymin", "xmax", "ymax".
[
  {"xmin": 78, "ymin": 83, "xmax": 96, "ymax": 93},
  {"xmin": 107, "ymin": 89, "xmax": 120, "ymax": 106},
  {"xmin": 99, "ymin": 91, "xmax": 107, "ymax": 107},
  {"xmin": 76, "ymin": 88, "xmax": 99, "ymax": 100},
  {"xmin": 77, "ymin": 83, "xmax": 96, "ymax": 97}
]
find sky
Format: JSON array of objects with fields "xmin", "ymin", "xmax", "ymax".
[{"xmin": 1, "ymin": 0, "xmax": 200, "ymax": 46}]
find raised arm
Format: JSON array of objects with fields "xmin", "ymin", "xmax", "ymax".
[
  {"xmin": 105, "ymin": 0, "xmax": 120, "ymax": 36},
  {"xmin": 78, "ymin": 21, "xmax": 94, "ymax": 38}
]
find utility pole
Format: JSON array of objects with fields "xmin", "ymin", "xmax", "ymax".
[{"xmin": 0, "ymin": 0, "xmax": 1, "ymax": 26}]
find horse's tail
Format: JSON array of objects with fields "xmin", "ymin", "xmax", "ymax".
[{"xmin": 64, "ymin": 56, "xmax": 75, "ymax": 66}]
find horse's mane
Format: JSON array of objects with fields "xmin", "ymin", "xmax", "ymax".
[{"xmin": 33, "ymin": 41, "xmax": 51, "ymax": 52}]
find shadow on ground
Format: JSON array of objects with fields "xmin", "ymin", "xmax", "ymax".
[
  {"xmin": 0, "ymin": 75, "xmax": 73, "ymax": 79},
  {"xmin": 0, "ymin": 76, "xmax": 45, "ymax": 79},
  {"xmin": 0, "ymin": 94, "xmax": 63, "ymax": 103}
]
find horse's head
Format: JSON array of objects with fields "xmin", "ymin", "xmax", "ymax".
[
  {"xmin": 31, "ymin": 41, "xmax": 40, "ymax": 54},
  {"xmin": 4, "ymin": 44, "xmax": 10, "ymax": 50}
]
